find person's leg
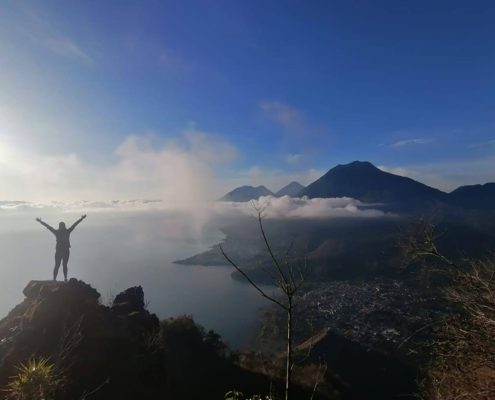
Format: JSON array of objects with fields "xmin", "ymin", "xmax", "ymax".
[
  {"xmin": 62, "ymin": 250, "xmax": 70, "ymax": 282},
  {"xmin": 54, "ymin": 252, "xmax": 62, "ymax": 281}
]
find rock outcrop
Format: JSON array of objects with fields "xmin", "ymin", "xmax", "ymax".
[
  {"xmin": 0, "ymin": 279, "xmax": 298, "ymax": 399},
  {"xmin": 0, "ymin": 279, "xmax": 163, "ymax": 399}
]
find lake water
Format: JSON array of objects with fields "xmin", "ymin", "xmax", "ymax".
[{"xmin": 0, "ymin": 210, "xmax": 271, "ymax": 349}]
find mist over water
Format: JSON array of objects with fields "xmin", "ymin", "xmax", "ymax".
[{"xmin": 0, "ymin": 211, "xmax": 270, "ymax": 349}]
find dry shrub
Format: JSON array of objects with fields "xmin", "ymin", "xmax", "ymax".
[
  {"xmin": 419, "ymin": 258, "xmax": 495, "ymax": 400},
  {"xmin": 400, "ymin": 218, "xmax": 495, "ymax": 399}
]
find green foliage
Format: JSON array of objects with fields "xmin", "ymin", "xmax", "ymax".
[{"xmin": 4, "ymin": 358, "xmax": 62, "ymax": 400}]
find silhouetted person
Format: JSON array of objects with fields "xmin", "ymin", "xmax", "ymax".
[{"xmin": 35, "ymin": 215, "xmax": 87, "ymax": 282}]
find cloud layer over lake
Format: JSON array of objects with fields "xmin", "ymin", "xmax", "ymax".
[
  {"xmin": 216, "ymin": 195, "xmax": 392, "ymax": 219},
  {"xmin": 1, "ymin": 194, "xmax": 393, "ymax": 220}
]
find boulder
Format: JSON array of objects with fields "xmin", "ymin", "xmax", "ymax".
[
  {"xmin": 0, "ymin": 279, "xmax": 162, "ymax": 399},
  {"xmin": 111, "ymin": 286, "xmax": 145, "ymax": 314}
]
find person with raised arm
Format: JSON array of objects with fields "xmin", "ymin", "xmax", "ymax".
[{"xmin": 35, "ymin": 215, "xmax": 87, "ymax": 282}]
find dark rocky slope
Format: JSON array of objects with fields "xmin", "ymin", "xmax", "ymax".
[
  {"xmin": 0, "ymin": 280, "xmax": 273, "ymax": 400},
  {"xmin": 0, "ymin": 280, "xmax": 163, "ymax": 399}
]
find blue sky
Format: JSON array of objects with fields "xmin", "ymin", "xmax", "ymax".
[{"xmin": 1, "ymin": 1, "xmax": 495, "ymax": 203}]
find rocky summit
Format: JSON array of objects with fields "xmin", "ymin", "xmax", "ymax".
[
  {"xmin": 0, "ymin": 279, "xmax": 163, "ymax": 399},
  {"xmin": 0, "ymin": 277, "xmax": 282, "ymax": 400}
]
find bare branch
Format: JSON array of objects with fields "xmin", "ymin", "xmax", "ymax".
[
  {"xmin": 397, "ymin": 320, "xmax": 444, "ymax": 349},
  {"xmin": 219, "ymin": 244, "xmax": 288, "ymax": 311},
  {"xmin": 255, "ymin": 209, "xmax": 289, "ymax": 286},
  {"xmin": 219, "ymin": 208, "xmax": 310, "ymax": 400},
  {"xmin": 404, "ymin": 219, "xmax": 495, "ymax": 399},
  {"xmin": 80, "ymin": 378, "xmax": 110, "ymax": 400},
  {"xmin": 284, "ymin": 239, "xmax": 295, "ymax": 257},
  {"xmin": 399, "ymin": 217, "xmax": 459, "ymax": 270}
]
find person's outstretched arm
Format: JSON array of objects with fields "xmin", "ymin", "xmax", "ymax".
[
  {"xmin": 69, "ymin": 214, "xmax": 87, "ymax": 232},
  {"xmin": 35, "ymin": 218, "xmax": 56, "ymax": 234}
]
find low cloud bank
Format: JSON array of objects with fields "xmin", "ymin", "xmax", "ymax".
[
  {"xmin": 1, "ymin": 196, "xmax": 394, "ymax": 220},
  {"xmin": 216, "ymin": 195, "xmax": 393, "ymax": 219},
  {"xmin": 0, "ymin": 130, "xmax": 236, "ymax": 210},
  {"xmin": 0, "ymin": 199, "xmax": 165, "ymax": 213}
]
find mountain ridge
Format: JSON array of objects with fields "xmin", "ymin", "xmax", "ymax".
[
  {"xmin": 299, "ymin": 161, "xmax": 447, "ymax": 204},
  {"xmin": 448, "ymin": 182, "xmax": 495, "ymax": 209},
  {"xmin": 219, "ymin": 161, "xmax": 494, "ymax": 211}
]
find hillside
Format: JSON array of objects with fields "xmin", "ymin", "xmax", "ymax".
[
  {"xmin": 177, "ymin": 216, "xmax": 495, "ymax": 283},
  {"xmin": 0, "ymin": 279, "xmax": 274, "ymax": 400},
  {"xmin": 448, "ymin": 182, "xmax": 495, "ymax": 209},
  {"xmin": 0, "ymin": 280, "xmax": 162, "ymax": 398}
]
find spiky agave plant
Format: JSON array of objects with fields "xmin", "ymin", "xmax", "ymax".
[{"xmin": 4, "ymin": 357, "xmax": 61, "ymax": 400}]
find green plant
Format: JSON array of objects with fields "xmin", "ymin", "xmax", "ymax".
[
  {"xmin": 225, "ymin": 390, "xmax": 245, "ymax": 400},
  {"xmin": 4, "ymin": 358, "xmax": 61, "ymax": 400}
]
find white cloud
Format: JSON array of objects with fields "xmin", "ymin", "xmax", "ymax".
[
  {"xmin": 260, "ymin": 100, "xmax": 304, "ymax": 130},
  {"xmin": 216, "ymin": 195, "xmax": 392, "ymax": 219},
  {"xmin": 389, "ymin": 138, "xmax": 434, "ymax": 148},
  {"xmin": 467, "ymin": 139, "xmax": 495, "ymax": 149},
  {"xmin": 109, "ymin": 132, "xmax": 236, "ymax": 208},
  {"xmin": 259, "ymin": 100, "xmax": 329, "ymax": 159},
  {"xmin": 0, "ymin": 199, "xmax": 166, "ymax": 213},
  {"xmin": 0, "ymin": 136, "xmax": 87, "ymax": 199},
  {"xmin": 260, "ymin": 100, "xmax": 308, "ymax": 134},
  {"xmin": 183, "ymin": 130, "xmax": 238, "ymax": 164},
  {"xmin": 38, "ymin": 35, "xmax": 94, "ymax": 64},
  {"xmin": 10, "ymin": 4, "xmax": 94, "ymax": 65},
  {"xmin": 0, "ymin": 190, "xmax": 394, "ymax": 222},
  {"xmin": 0, "ymin": 129, "xmax": 237, "ymax": 212}
]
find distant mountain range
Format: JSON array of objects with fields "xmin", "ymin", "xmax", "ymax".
[
  {"xmin": 219, "ymin": 182, "xmax": 307, "ymax": 202},
  {"xmin": 219, "ymin": 160, "xmax": 495, "ymax": 210}
]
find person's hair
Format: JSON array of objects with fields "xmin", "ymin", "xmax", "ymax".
[{"xmin": 59, "ymin": 222, "xmax": 66, "ymax": 230}]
